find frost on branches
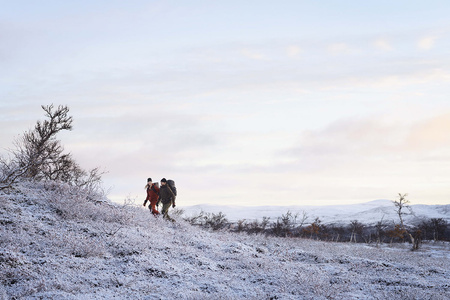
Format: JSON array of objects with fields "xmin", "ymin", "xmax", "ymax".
[{"xmin": 0, "ymin": 104, "xmax": 104, "ymax": 194}]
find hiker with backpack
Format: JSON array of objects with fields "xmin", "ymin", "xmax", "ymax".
[
  {"xmin": 157, "ymin": 178, "xmax": 177, "ymax": 221},
  {"xmin": 143, "ymin": 178, "xmax": 160, "ymax": 216}
]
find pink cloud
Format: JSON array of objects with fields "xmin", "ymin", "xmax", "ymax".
[
  {"xmin": 406, "ymin": 112, "xmax": 450, "ymax": 149},
  {"xmin": 289, "ymin": 111, "xmax": 450, "ymax": 164}
]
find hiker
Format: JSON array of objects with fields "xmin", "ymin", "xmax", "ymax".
[
  {"xmin": 158, "ymin": 178, "xmax": 176, "ymax": 221},
  {"xmin": 143, "ymin": 178, "xmax": 160, "ymax": 216}
]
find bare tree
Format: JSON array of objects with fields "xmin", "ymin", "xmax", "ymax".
[
  {"xmin": 302, "ymin": 217, "xmax": 322, "ymax": 239},
  {"xmin": 18, "ymin": 104, "xmax": 73, "ymax": 180},
  {"xmin": 375, "ymin": 215, "xmax": 388, "ymax": 246},
  {"xmin": 1, "ymin": 104, "xmax": 105, "ymax": 194},
  {"xmin": 429, "ymin": 218, "xmax": 447, "ymax": 242},
  {"xmin": 420, "ymin": 218, "xmax": 448, "ymax": 242},
  {"xmin": 349, "ymin": 220, "xmax": 364, "ymax": 243},
  {"xmin": 393, "ymin": 193, "xmax": 420, "ymax": 250},
  {"xmin": 236, "ymin": 219, "xmax": 247, "ymax": 232},
  {"xmin": 0, "ymin": 104, "xmax": 73, "ymax": 191},
  {"xmin": 271, "ymin": 211, "xmax": 299, "ymax": 237},
  {"xmin": 260, "ymin": 216, "xmax": 270, "ymax": 231}
]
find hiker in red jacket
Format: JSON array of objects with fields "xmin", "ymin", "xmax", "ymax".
[{"xmin": 143, "ymin": 178, "xmax": 160, "ymax": 216}]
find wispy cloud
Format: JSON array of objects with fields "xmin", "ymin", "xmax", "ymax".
[
  {"xmin": 286, "ymin": 45, "xmax": 301, "ymax": 58},
  {"xmin": 287, "ymin": 111, "xmax": 450, "ymax": 165},
  {"xmin": 418, "ymin": 35, "xmax": 438, "ymax": 50},
  {"xmin": 406, "ymin": 112, "xmax": 450, "ymax": 150},
  {"xmin": 327, "ymin": 42, "xmax": 357, "ymax": 55},
  {"xmin": 240, "ymin": 48, "xmax": 266, "ymax": 60},
  {"xmin": 373, "ymin": 38, "xmax": 393, "ymax": 51}
]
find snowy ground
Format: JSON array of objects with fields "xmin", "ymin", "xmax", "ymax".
[{"xmin": 1, "ymin": 181, "xmax": 449, "ymax": 299}]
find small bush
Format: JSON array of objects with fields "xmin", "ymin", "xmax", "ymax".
[{"xmin": 185, "ymin": 211, "xmax": 229, "ymax": 231}]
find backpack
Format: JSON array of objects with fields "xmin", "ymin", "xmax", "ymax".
[
  {"xmin": 151, "ymin": 184, "xmax": 158, "ymax": 195},
  {"xmin": 167, "ymin": 179, "xmax": 177, "ymax": 196}
]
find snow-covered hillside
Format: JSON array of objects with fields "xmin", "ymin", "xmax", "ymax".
[
  {"xmin": 182, "ymin": 200, "xmax": 450, "ymax": 225},
  {"xmin": 1, "ymin": 181, "xmax": 449, "ymax": 299}
]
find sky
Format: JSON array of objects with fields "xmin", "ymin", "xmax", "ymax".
[{"xmin": 1, "ymin": 0, "xmax": 450, "ymax": 206}]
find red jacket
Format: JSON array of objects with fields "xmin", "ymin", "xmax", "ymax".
[{"xmin": 146, "ymin": 184, "xmax": 160, "ymax": 203}]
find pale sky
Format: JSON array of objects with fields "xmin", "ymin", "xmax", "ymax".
[{"xmin": 1, "ymin": 1, "xmax": 450, "ymax": 206}]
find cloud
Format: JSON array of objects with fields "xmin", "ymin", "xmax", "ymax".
[
  {"xmin": 286, "ymin": 45, "xmax": 301, "ymax": 58},
  {"xmin": 286, "ymin": 111, "xmax": 450, "ymax": 168},
  {"xmin": 327, "ymin": 42, "xmax": 358, "ymax": 55},
  {"xmin": 418, "ymin": 35, "xmax": 438, "ymax": 50},
  {"xmin": 287, "ymin": 117, "xmax": 401, "ymax": 164},
  {"xmin": 261, "ymin": 112, "xmax": 450, "ymax": 205},
  {"xmin": 373, "ymin": 38, "xmax": 393, "ymax": 51},
  {"xmin": 406, "ymin": 112, "xmax": 450, "ymax": 150},
  {"xmin": 326, "ymin": 67, "xmax": 450, "ymax": 91},
  {"xmin": 240, "ymin": 48, "xmax": 266, "ymax": 60}
]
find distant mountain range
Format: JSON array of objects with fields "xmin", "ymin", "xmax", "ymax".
[{"xmin": 181, "ymin": 200, "xmax": 450, "ymax": 225}]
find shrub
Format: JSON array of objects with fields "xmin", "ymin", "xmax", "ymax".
[{"xmin": 185, "ymin": 211, "xmax": 229, "ymax": 231}]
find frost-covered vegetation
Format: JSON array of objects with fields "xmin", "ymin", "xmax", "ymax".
[
  {"xmin": 186, "ymin": 207, "xmax": 449, "ymax": 247},
  {"xmin": 1, "ymin": 180, "xmax": 450, "ymax": 299},
  {"xmin": 0, "ymin": 105, "xmax": 104, "ymax": 193}
]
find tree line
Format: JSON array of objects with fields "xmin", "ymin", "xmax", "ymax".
[{"xmin": 184, "ymin": 206, "xmax": 449, "ymax": 250}]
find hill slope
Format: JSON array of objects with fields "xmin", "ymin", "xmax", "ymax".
[{"xmin": 1, "ymin": 181, "xmax": 449, "ymax": 299}]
